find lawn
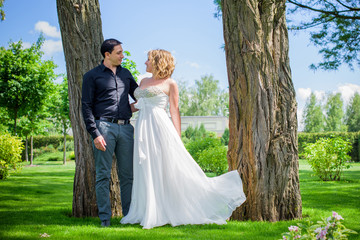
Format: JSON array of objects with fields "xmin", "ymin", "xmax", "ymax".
[{"xmin": 0, "ymin": 156, "xmax": 359, "ymax": 240}]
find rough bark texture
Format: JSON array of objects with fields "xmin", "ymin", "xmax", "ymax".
[
  {"xmin": 222, "ymin": 0, "xmax": 302, "ymax": 221},
  {"xmin": 57, "ymin": 0, "xmax": 122, "ymax": 217}
]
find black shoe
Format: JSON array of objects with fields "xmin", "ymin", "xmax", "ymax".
[{"xmin": 101, "ymin": 220, "xmax": 110, "ymax": 227}]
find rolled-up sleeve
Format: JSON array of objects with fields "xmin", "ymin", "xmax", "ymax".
[{"xmin": 81, "ymin": 72, "xmax": 101, "ymax": 139}]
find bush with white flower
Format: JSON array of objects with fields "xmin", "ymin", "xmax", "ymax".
[{"xmin": 281, "ymin": 212, "xmax": 357, "ymax": 240}]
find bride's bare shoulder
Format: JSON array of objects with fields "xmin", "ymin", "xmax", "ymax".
[
  {"xmin": 168, "ymin": 78, "xmax": 178, "ymax": 88},
  {"xmin": 139, "ymin": 77, "xmax": 150, "ymax": 87}
]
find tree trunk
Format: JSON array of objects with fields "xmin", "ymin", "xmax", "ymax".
[
  {"xmin": 57, "ymin": 0, "xmax": 122, "ymax": 217},
  {"xmin": 30, "ymin": 135, "xmax": 33, "ymax": 165},
  {"xmin": 63, "ymin": 129, "xmax": 66, "ymax": 165},
  {"xmin": 13, "ymin": 110, "xmax": 17, "ymax": 135},
  {"xmin": 110, "ymin": 159, "xmax": 122, "ymax": 217},
  {"xmin": 222, "ymin": 0, "xmax": 302, "ymax": 221},
  {"xmin": 25, "ymin": 136, "xmax": 28, "ymax": 162}
]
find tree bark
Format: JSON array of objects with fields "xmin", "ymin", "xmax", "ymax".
[
  {"xmin": 57, "ymin": 0, "xmax": 122, "ymax": 217},
  {"xmin": 222, "ymin": 0, "xmax": 302, "ymax": 221}
]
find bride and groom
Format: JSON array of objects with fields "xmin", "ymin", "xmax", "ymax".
[{"xmin": 82, "ymin": 38, "xmax": 246, "ymax": 229}]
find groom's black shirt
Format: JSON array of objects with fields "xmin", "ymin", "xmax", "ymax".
[{"xmin": 81, "ymin": 63, "xmax": 138, "ymax": 139}]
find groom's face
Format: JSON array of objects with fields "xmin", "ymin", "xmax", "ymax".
[{"xmin": 107, "ymin": 44, "xmax": 124, "ymax": 66}]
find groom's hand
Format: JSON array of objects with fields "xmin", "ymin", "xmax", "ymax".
[{"xmin": 94, "ymin": 135, "xmax": 107, "ymax": 151}]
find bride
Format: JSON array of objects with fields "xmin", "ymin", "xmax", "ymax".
[{"xmin": 120, "ymin": 49, "xmax": 246, "ymax": 229}]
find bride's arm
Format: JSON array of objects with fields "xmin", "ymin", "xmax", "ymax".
[{"xmin": 169, "ymin": 80, "xmax": 181, "ymax": 137}]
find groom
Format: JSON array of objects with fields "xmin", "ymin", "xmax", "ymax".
[{"xmin": 82, "ymin": 39, "xmax": 138, "ymax": 227}]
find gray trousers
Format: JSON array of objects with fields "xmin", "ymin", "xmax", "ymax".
[{"xmin": 94, "ymin": 120, "xmax": 134, "ymax": 221}]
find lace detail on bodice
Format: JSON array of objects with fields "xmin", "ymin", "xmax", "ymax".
[
  {"xmin": 134, "ymin": 86, "xmax": 167, "ymax": 99},
  {"xmin": 134, "ymin": 86, "xmax": 169, "ymax": 110}
]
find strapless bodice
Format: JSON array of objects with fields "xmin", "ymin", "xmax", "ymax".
[{"xmin": 134, "ymin": 86, "xmax": 169, "ymax": 110}]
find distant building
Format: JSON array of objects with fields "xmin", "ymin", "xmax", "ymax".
[
  {"xmin": 180, "ymin": 116, "xmax": 228, "ymax": 137},
  {"xmin": 130, "ymin": 116, "xmax": 228, "ymax": 136},
  {"xmin": 69, "ymin": 116, "xmax": 228, "ymax": 137}
]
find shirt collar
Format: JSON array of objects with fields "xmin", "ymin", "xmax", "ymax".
[{"xmin": 100, "ymin": 61, "xmax": 122, "ymax": 72}]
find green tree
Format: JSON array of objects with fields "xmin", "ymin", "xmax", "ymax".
[
  {"xmin": 177, "ymin": 80, "xmax": 192, "ymax": 116},
  {"xmin": 0, "ymin": 0, "xmax": 5, "ymax": 21},
  {"xmin": 48, "ymin": 77, "xmax": 71, "ymax": 165},
  {"xmin": 17, "ymin": 105, "xmax": 54, "ymax": 165},
  {"xmin": 324, "ymin": 93, "xmax": 346, "ymax": 131},
  {"xmin": 186, "ymin": 75, "xmax": 228, "ymax": 116},
  {"xmin": 345, "ymin": 92, "xmax": 360, "ymax": 132},
  {"xmin": 122, "ymin": 51, "xmax": 140, "ymax": 82},
  {"xmin": 178, "ymin": 75, "xmax": 228, "ymax": 116},
  {"xmin": 287, "ymin": 0, "xmax": 360, "ymax": 70},
  {"xmin": 0, "ymin": 107, "xmax": 10, "ymax": 133},
  {"xmin": 303, "ymin": 93, "xmax": 325, "ymax": 132},
  {"xmin": 0, "ymin": 37, "xmax": 56, "ymax": 135}
]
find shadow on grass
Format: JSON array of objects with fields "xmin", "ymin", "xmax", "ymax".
[{"xmin": 0, "ymin": 208, "xmax": 282, "ymax": 240}]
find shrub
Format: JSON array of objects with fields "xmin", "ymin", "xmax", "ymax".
[
  {"xmin": 182, "ymin": 124, "xmax": 217, "ymax": 142},
  {"xmin": 303, "ymin": 137, "xmax": 352, "ymax": 181},
  {"xmin": 183, "ymin": 124, "xmax": 208, "ymax": 140},
  {"xmin": 185, "ymin": 136, "xmax": 226, "ymax": 173},
  {"xmin": 31, "ymin": 135, "xmax": 74, "ymax": 149},
  {"xmin": 186, "ymin": 137, "xmax": 222, "ymax": 163},
  {"xmin": 69, "ymin": 151, "xmax": 75, "ymax": 160},
  {"xmin": 0, "ymin": 133, "xmax": 24, "ymax": 180},
  {"xmin": 221, "ymin": 128, "xmax": 229, "ymax": 146},
  {"xmin": 298, "ymin": 132, "xmax": 360, "ymax": 162},
  {"xmin": 198, "ymin": 146, "xmax": 228, "ymax": 175},
  {"xmin": 48, "ymin": 156, "xmax": 61, "ymax": 161},
  {"xmin": 181, "ymin": 132, "xmax": 191, "ymax": 146},
  {"xmin": 57, "ymin": 140, "xmax": 74, "ymax": 152}
]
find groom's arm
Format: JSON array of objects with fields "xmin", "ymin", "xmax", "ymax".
[{"xmin": 81, "ymin": 72, "xmax": 101, "ymax": 140}]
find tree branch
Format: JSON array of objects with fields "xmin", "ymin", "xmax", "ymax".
[
  {"xmin": 287, "ymin": 0, "xmax": 360, "ymax": 20},
  {"xmin": 335, "ymin": 0, "xmax": 360, "ymax": 11}
]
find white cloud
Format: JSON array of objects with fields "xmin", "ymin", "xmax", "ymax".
[
  {"xmin": 296, "ymin": 88, "xmax": 325, "ymax": 102},
  {"xmin": 185, "ymin": 61, "xmax": 200, "ymax": 69},
  {"xmin": 313, "ymin": 90, "xmax": 326, "ymax": 101},
  {"xmin": 337, "ymin": 83, "xmax": 360, "ymax": 105},
  {"xmin": 297, "ymin": 88, "xmax": 311, "ymax": 100},
  {"xmin": 41, "ymin": 39, "xmax": 63, "ymax": 56},
  {"xmin": 297, "ymin": 107, "xmax": 304, "ymax": 131},
  {"xmin": 35, "ymin": 21, "xmax": 61, "ymax": 38}
]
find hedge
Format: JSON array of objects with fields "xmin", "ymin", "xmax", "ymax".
[
  {"xmin": 27, "ymin": 132, "xmax": 360, "ymax": 162},
  {"xmin": 298, "ymin": 132, "xmax": 360, "ymax": 162},
  {"xmin": 28, "ymin": 135, "xmax": 74, "ymax": 149}
]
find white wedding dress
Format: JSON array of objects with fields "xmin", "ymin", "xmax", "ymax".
[{"xmin": 120, "ymin": 86, "xmax": 246, "ymax": 229}]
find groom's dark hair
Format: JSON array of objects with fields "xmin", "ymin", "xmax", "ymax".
[{"xmin": 101, "ymin": 39, "xmax": 123, "ymax": 58}]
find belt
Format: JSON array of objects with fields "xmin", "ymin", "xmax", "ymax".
[{"xmin": 96, "ymin": 117, "xmax": 130, "ymax": 125}]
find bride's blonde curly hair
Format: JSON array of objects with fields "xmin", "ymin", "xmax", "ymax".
[{"xmin": 148, "ymin": 49, "xmax": 175, "ymax": 79}]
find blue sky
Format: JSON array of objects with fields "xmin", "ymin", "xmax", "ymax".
[{"xmin": 1, "ymin": 0, "xmax": 359, "ymax": 130}]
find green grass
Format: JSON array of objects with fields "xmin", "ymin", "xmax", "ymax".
[
  {"xmin": 0, "ymin": 156, "xmax": 359, "ymax": 240},
  {"xmin": 31, "ymin": 151, "xmax": 74, "ymax": 165}
]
